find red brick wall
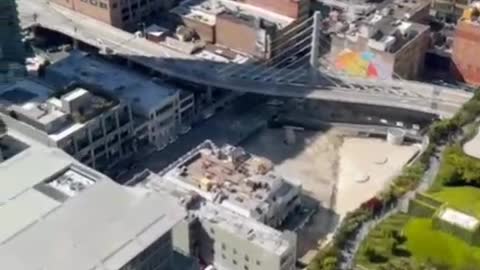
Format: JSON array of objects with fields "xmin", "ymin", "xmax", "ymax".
[
  {"xmin": 236, "ymin": 0, "xmax": 309, "ymax": 18},
  {"xmin": 182, "ymin": 18, "xmax": 215, "ymax": 44},
  {"xmin": 452, "ymin": 22, "xmax": 480, "ymax": 86},
  {"xmin": 51, "ymin": 0, "xmax": 75, "ymax": 9},
  {"xmin": 215, "ymin": 14, "xmax": 261, "ymax": 57}
]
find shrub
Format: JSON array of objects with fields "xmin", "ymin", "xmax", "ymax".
[
  {"xmin": 436, "ymin": 145, "xmax": 480, "ymax": 186},
  {"xmin": 365, "ymin": 245, "xmax": 389, "ymax": 263}
]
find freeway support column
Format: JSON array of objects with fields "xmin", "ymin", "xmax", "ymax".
[
  {"xmin": 309, "ymin": 11, "xmax": 321, "ymax": 84},
  {"xmin": 73, "ymin": 38, "xmax": 79, "ymax": 50},
  {"xmin": 206, "ymin": 86, "xmax": 213, "ymax": 104}
]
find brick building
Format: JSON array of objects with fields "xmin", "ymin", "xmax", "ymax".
[
  {"xmin": 239, "ymin": 0, "xmax": 310, "ymax": 19},
  {"xmin": 215, "ymin": 11, "xmax": 276, "ymax": 58},
  {"xmin": 451, "ymin": 6, "xmax": 480, "ymax": 86},
  {"xmin": 431, "ymin": 0, "xmax": 472, "ymax": 22},
  {"xmin": 171, "ymin": 0, "xmax": 298, "ymax": 59},
  {"xmin": 51, "ymin": 0, "xmax": 176, "ymax": 30},
  {"xmin": 330, "ymin": 13, "xmax": 430, "ymax": 80}
]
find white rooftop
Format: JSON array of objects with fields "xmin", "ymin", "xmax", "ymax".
[
  {"xmin": 146, "ymin": 173, "xmax": 293, "ymax": 256},
  {"xmin": 0, "ymin": 80, "xmax": 91, "ymax": 142},
  {"xmin": 172, "ymin": 0, "xmax": 224, "ymax": 26},
  {"xmin": 172, "ymin": 0, "xmax": 293, "ymax": 28},
  {"xmin": 0, "ymin": 130, "xmax": 186, "ymax": 270},
  {"xmin": 47, "ymin": 51, "xmax": 178, "ymax": 117},
  {"xmin": 0, "ymin": 129, "xmax": 97, "ymax": 244},
  {"xmin": 161, "ymin": 140, "xmax": 300, "ymax": 222},
  {"xmin": 439, "ymin": 208, "xmax": 480, "ymax": 231},
  {"xmin": 197, "ymin": 202, "xmax": 292, "ymax": 256}
]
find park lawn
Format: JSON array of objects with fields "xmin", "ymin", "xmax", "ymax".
[
  {"xmin": 404, "ymin": 218, "xmax": 480, "ymax": 269},
  {"xmin": 429, "ymin": 186, "xmax": 480, "ymax": 217}
]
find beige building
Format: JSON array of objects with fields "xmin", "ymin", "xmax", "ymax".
[
  {"xmin": 0, "ymin": 79, "xmax": 134, "ymax": 171},
  {"xmin": 161, "ymin": 140, "xmax": 302, "ymax": 228},
  {"xmin": 330, "ymin": 11, "xmax": 430, "ymax": 80},
  {"xmin": 51, "ymin": 0, "xmax": 176, "ymax": 30},
  {"xmin": 144, "ymin": 172, "xmax": 298, "ymax": 270},
  {"xmin": 45, "ymin": 51, "xmax": 195, "ymax": 151}
]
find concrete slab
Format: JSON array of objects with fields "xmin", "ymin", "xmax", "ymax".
[{"xmin": 335, "ymin": 137, "xmax": 420, "ymax": 217}]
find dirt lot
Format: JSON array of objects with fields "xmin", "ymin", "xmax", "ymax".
[
  {"xmin": 242, "ymin": 128, "xmax": 342, "ymax": 208},
  {"xmin": 242, "ymin": 128, "xmax": 343, "ymax": 256},
  {"xmin": 242, "ymin": 127, "xmax": 420, "ymax": 258}
]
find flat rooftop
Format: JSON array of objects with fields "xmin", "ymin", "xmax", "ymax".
[
  {"xmin": 172, "ymin": 0, "xmax": 293, "ymax": 29},
  {"xmin": 163, "ymin": 140, "xmax": 299, "ymax": 220},
  {"xmin": 439, "ymin": 208, "xmax": 480, "ymax": 231},
  {"xmin": 172, "ymin": 0, "xmax": 224, "ymax": 26},
  {"xmin": 197, "ymin": 201, "xmax": 292, "ymax": 256},
  {"xmin": 0, "ymin": 130, "xmax": 186, "ymax": 270},
  {"xmin": 336, "ymin": 13, "xmax": 429, "ymax": 53},
  {"xmin": 46, "ymin": 51, "xmax": 178, "ymax": 117},
  {"xmin": 146, "ymin": 172, "xmax": 292, "ymax": 256},
  {"xmin": 0, "ymin": 129, "xmax": 101, "ymax": 245},
  {"xmin": 0, "ymin": 79, "xmax": 116, "ymax": 141}
]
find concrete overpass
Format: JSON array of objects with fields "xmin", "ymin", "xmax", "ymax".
[{"xmin": 19, "ymin": 0, "xmax": 473, "ymax": 118}]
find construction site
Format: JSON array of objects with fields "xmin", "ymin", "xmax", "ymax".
[
  {"xmin": 241, "ymin": 122, "xmax": 423, "ymax": 258},
  {"xmin": 162, "ymin": 140, "xmax": 302, "ymax": 228}
]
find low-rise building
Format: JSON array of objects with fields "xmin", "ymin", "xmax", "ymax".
[
  {"xmin": 240, "ymin": 0, "xmax": 310, "ymax": 19},
  {"xmin": 431, "ymin": 0, "xmax": 472, "ymax": 22},
  {"xmin": 330, "ymin": 10, "xmax": 430, "ymax": 80},
  {"xmin": 0, "ymin": 79, "xmax": 134, "ymax": 170},
  {"xmin": 171, "ymin": 0, "xmax": 297, "ymax": 59},
  {"xmin": 451, "ymin": 4, "xmax": 480, "ymax": 86},
  {"xmin": 51, "ymin": 0, "xmax": 177, "ymax": 30},
  {"xmin": 46, "ymin": 51, "xmax": 195, "ymax": 150},
  {"xmin": 0, "ymin": 127, "xmax": 191, "ymax": 270},
  {"xmin": 317, "ymin": 0, "xmax": 430, "ymax": 23},
  {"xmin": 161, "ymin": 140, "xmax": 302, "ymax": 228},
  {"xmin": 171, "ymin": 0, "xmax": 223, "ymax": 43},
  {"xmin": 145, "ymin": 172, "xmax": 297, "ymax": 270}
]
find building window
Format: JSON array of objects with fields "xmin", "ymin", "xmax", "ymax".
[
  {"xmin": 221, "ymin": 243, "xmax": 226, "ymax": 250},
  {"xmin": 99, "ymin": 2, "xmax": 108, "ymax": 9},
  {"xmin": 256, "ymin": 260, "xmax": 261, "ymax": 266},
  {"xmin": 232, "ymin": 259, "xmax": 237, "ymax": 265},
  {"xmin": 222, "ymin": 254, "xmax": 226, "ymax": 260},
  {"xmin": 244, "ymin": 266, "xmax": 249, "ymax": 270},
  {"xmin": 210, "ymin": 228, "xmax": 215, "ymax": 235},
  {"xmin": 245, "ymin": 255, "xmax": 249, "ymax": 262},
  {"xmin": 233, "ymin": 248, "xmax": 237, "ymax": 255},
  {"xmin": 112, "ymin": 2, "xmax": 118, "ymax": 8}
]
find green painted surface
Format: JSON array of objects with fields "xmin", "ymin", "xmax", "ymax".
[
  {"xmin": 430, "ymin": 187, "xmax": 480, "ymax": 217},
  {"xmin": 404, "ymin": 218, "xmax": 480, "ymax": 269}
]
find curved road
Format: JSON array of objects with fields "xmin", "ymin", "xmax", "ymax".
[{"xmin": 19, "ymin": 0, "xmax": 473, "ymax": 117}]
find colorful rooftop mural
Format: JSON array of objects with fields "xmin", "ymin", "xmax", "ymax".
[{"xmin": 334, "ymin": 50, "xmax": 391, "ymax": 79}]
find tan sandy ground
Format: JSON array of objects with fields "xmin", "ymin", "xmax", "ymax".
[
  {"xmin": 335, "ymin": 137, "xmax": 420, "ymax": 217},
  {"xmin": 464, "ymin": 130, "xmax": 480, "ymax": 159}
]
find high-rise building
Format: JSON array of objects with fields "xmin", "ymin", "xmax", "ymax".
[{"xmin": 0, "ymin": 0, "xmax": 25, "ymax": 82}]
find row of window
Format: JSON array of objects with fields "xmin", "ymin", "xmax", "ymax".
[
  {"xmin": 220, "ymin": 242, "xmax": 262, "ymax": 267},
  {"xmin": 79, "ymin": 0, "xmax": 111, "ymax": 9}
]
